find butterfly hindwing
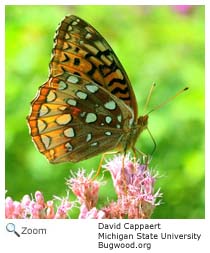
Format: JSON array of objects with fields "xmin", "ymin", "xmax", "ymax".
[{"xmin": 28, "ymin": 72, "xmax": 134, "ymax": 163}]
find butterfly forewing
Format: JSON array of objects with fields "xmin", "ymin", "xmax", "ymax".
[{"xmin": 50, "ymin": 15, "xmax": 138, "ymax": 118}]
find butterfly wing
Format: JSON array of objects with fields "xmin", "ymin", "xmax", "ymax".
[
  {"xmin": 50, "ymin": 15, "xmax": 138, "ymax": 118},
  {"xmin": 28, "ymin": 72, "xmax": 134, "ymax": 163}
]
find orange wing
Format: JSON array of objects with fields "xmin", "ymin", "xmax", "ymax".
[
  {"xmin": 50, "ymin": 15, "xmax": 138, "ymax": 119},
  {"xmin": 28, "ymin": 72, "xmax": 134, "ymax": 163}
]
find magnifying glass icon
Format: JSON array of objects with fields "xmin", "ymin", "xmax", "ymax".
[{"xmin": 6, "ymin": 223, "xmax": 20, "ymax": 237}]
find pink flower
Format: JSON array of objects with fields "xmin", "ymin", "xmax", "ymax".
[
  {"xmin": 5, "ymin": 154, "xmax": 162, "ymax": 219},
  {"xmin": 79, "ymin": 204, "xmax": 105, "ymax": 219},
  {"xmin": 103, "ymin": 154, "xmax": 162, "ymax": 218},
  {"xmin": 5, "ymin": 191, "xmax": 73, "ymax": 219},
  {"xmin": 172, "ymin": 5, "xmax": 194, "ymax": 14},
  {"xmin": 5, "ymin": 197, "xmax": 25, "ymax": 218},
  {"xmin": 5, "ymin": 197, "xmax": 15, "ymax": 218},
  {"xmin": 53, "ymin": 195, "xmax": 72, "ymax": 219},
  {"xmin": 46, "ymin": 201, "xmax": 55, "ymax": 219},
  {"xmin": 67, "ymin": 170, "xmax": 100, "ymax": 210},
  {"xmin": 21, "ymin": 195, "xmax": 31, "ymax": 206}
]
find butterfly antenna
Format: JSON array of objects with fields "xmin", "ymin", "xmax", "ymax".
[
  {"xmin": 147, "ymin": 87, "xmax": 189, "ymax": 114},
  {"xmin": 143, "ymin": 82, "xmax": 156, "ymax": 114}
]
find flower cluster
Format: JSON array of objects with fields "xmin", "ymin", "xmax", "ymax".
[
  {"xmin": 101, "ymin": 155, "xmax": 161, "ymax": 218},
  {"xmin": 5, "ymin": 154, "xmax": 162, "ymax": 219},
  {"xmin": 5, "ymin": 191, "xmax": 72, "ymax": 219}
]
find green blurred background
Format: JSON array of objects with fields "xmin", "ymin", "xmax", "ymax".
[{"xmin": 5, "ymin": 5, "xmax": 205, "ymax": 218}]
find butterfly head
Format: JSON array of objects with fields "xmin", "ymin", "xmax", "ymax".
[
  {"xmin": 137, "ymin": 115, "xmax": 148, "ymax": 130},
  {"xmin": 128, "ymin": 115, "xmax": 149, "ymax": 149}
]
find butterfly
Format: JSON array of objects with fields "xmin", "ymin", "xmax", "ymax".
[{"xmin": 27, "ymin": 15, "xmax": 148, "ymax": 164}]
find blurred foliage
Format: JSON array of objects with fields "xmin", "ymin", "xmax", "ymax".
[{"xmin": 5, "ymin": 5, "xmax": 204, "ymax": 218}]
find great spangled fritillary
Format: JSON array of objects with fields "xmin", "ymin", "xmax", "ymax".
[{"xmin": 27, "ymin": 15, "xmax": 148, "ymax": 163}]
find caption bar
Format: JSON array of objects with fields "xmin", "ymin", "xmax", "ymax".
[{"xmin": 97, "ymin": 222, "xmax": 201, "ymax": 250}]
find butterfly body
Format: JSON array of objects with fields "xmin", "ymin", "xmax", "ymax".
[{"xmin": 28, "ymin": 15, "xmax": 148, "ymax": 163}]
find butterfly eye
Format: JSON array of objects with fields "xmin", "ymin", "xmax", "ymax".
[{"xmin": 138, "ymin": 115, "xmax": 148, "ymax": 127}]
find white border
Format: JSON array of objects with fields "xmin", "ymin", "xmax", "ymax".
[
  {"xmin": 1, "ymin": 0, "xmax": 208, "ymax": 5},
  {"xmin": 1, "ymin": 0, "xmax": 208, "ymax": 252}
]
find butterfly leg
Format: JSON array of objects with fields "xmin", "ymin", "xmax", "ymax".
[
  {"xmin": 132, "ymin": 146, "xmax": 148, "ymax": 170},
  {"xmin": 146, "ymin": 127, "xmax": 157, "ymax": 155},
  {"xmin": 91, "ymin": 151, "xmax": 119, "ymax": 181},
  {"xmin": 118, "ymin": 148, "xmax": 132, "ymax": 194},
  {"xmin": 132, "ymin": 146, "xmax": 147, "ymax": 158}
]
